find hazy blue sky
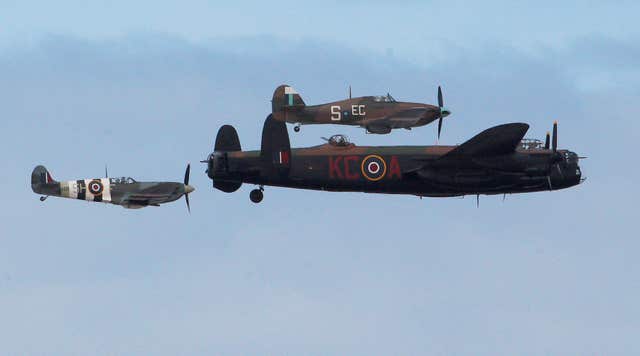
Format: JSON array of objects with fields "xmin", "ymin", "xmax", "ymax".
[{"xmin": 1, "ymin": 1, "xmax": 638, "ymax": 355}]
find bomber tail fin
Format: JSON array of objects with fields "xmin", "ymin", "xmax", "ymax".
[
  {"xmin": 271, "ymin": 84, "xmax": 305, "ymax": 121},
  {"xmin": 261, "ymin": 114, "xmax": 291, "ymax": 179},
  {"xmin": 210, "ymin": 125, "xmax": 242, "ymax": 193},
  {"xmin": 215, "ymin": 125, "xmax": 241, "ymax": 152}
]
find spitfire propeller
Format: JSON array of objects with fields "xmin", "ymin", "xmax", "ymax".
[
  {"xmin": 184, "ymin": 163, "xmax": 194, "ymax": 213},
  {"xmin": 436, "ymin": 86, "xmax": 451, "ymax": 140}
]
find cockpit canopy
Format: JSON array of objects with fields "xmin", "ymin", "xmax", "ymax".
[
  {"xmin": 518, "ymin": 139, "xmax": 544, "ymax": 150},
  {"xmin": 372, "ymin": 93, "xmax": 396, "ymax": 103},
  {"xmin": 325, "ymin": 134, "xmax": 352, "ymax": 147},
  {"xmin": 110, "ymin": 177, "xmax": 137, "ymax": 184}
]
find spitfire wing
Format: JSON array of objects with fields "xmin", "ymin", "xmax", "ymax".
[{"xmin": 120, "ymin": 192, "xmax": 173, "ymax": 206}]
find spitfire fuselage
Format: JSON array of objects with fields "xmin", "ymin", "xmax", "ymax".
[{"xmin": 32, "ymin": 172, "xmax": 191, "ymax": 209}]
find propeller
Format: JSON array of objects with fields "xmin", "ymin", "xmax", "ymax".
[
  {"xmin": 436, "ymin": 86, "xmax": 451, "ymax": 140},
  {"xmin": 544, "ymin": 132, "xmax": 550, "ymax": 150},
  {"xmin": 552, "ymin": 121, "xmax": 558, "ymax": 152},
  {"xmin": 545, "ymin": 121, "xmax": 563, "ymax": 190},
  {"xmin": 183, "ymin": 163, "xmax": 194, "ymax": 213}
]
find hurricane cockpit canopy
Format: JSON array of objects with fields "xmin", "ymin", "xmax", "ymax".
[
  {"xmin": 325, "ymin": 134, "xmax": 352, "ymax": 147},
  {"xmin": 110, "ymin": 177, "xmax": 137, "ymax": 184},
  {"xmin": 372, "ymin": 93, "xmax": 396, "ymax": 103}
]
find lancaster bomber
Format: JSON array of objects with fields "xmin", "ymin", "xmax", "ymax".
[
  {"xmin": 205, "ymin": 115, "xmax": 583, "ymax": 203},
  {"xmin": 271, "ymin": 84, "xmax": 452, "ymax": 137},
  {"xmin": 31, "ymin": 165, "xmax": 195, "ymax": 210}
]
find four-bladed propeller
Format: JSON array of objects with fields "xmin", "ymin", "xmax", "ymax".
[
  {"xmin": 436, "ymin": 86, "xmax": 451, "ymax": 140},
  {"xmin": 184, "ymin": 163, "xmax": 194, "ymax": 213}
]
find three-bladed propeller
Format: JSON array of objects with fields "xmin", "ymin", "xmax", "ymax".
[
  {"xmin": 184, "ymin": 163, "xmax": 194, "ymax": 213},
  {"xmin": 436, "ymin": 86, "xmax": 451, "ymax": 140}
]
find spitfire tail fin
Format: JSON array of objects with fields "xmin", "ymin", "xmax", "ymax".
[
  {"xmin": 261, "ymin": 114, "xmax": 291, "ymax": 178},
  {"xmin": 272, "ymin": 84, "xmax": 305, "ymax": 119},
  {"xmin": 31, "ymin": 165, "xmax": 58, "ymax": 194}
]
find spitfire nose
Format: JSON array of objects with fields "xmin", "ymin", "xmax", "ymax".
[
  {"xmin": 184, "ymin": 184, "xmax": 195, "ymax": 194},
  {"xmin": 441, "ymin": 107, "xmax": 451, "ymax": 118}
]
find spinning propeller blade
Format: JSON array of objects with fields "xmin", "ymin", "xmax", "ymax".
[
  {"xmin": 544, "ymin": 132, "xmax": 550, "ymax": 150},
  {"xmin": 437, "ymin": 86, "xmax": 444, "ymax": 140},
  {"xmin": 552, "ymin": 121, "xmax": 558, "ymax": 153},
  {"xmin": 546, "ymin": 121, "xmax": 563, "ymax": 188},
  {"xmin": 184, "ymin": 163, "xmax": 192, "ymax": 213}
]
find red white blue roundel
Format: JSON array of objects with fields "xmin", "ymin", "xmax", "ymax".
[
  {"xmin": 88, "ymin": 179, "xmax": 104, "ymax": 195},
  {"xmin": 361, "ymin": 155, "xmax": 387, "ymax": 181}
]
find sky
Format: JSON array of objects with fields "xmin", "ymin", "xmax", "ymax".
[{"xmin": 0, "ymin": 1, "xmax": 639, "ymax": 355}]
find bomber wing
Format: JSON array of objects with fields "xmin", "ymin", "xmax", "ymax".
[
  {"xmin": 414, "ymin": 123, "xmax": 530, "ymax": 171},
  {"xmin": 441, "ymin": 123, "xmax": 529, "ymax": 159}
]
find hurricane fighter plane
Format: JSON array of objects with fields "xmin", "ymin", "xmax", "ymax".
[
  {"xmin": 204, "ymin": 115, "xmax": 584, "ymax": 203},
  {"xmin": 31, "ymin": 164, "xmax": 195, "ymax": 211},
  {"xmin": 271, "ymin": 84, "xmax": 452, "ymax": 137}
]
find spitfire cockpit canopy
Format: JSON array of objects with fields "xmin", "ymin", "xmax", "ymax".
[
  {"xmin": 110, "ymin": 177, "xmax": 137, "ymax": 184},
  {"xmin": 372, "ymin": 93, "xmax": 396, "ymax": 103},
  {"xmin": 327, "ymin": 134, "xmax": 351, "ymax": 147}
]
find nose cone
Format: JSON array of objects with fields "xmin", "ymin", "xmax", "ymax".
[
  {"xmin": 184, "ymin": 184, "xmax": 195, "ymax": 194},
  {"xmin": 440, "ymin": 107, "xmax": 451, "ymax": 118}
]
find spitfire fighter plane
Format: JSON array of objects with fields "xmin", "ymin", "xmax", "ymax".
[
  {"xmin": 204, "ymin": 115, "xmax": 583, "ymax": 203},
  {"xmin": 271, "ymin": 84, "xmax": 452, "ymax": 137},
  {"xmin": 31, "ymin": 165, "xmax": 195, "ymax": 211}
]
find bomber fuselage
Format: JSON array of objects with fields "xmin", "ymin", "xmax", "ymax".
[{"xmin": 208, "ymin": 143, "xmax": 582, "ymax": 197}]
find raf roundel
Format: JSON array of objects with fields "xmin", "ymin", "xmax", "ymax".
[
  {"xmin": 88, "ymin": 179, "xmax": 104, "ymax": 195},
  {"xmin": 361, "ymin": 155, "xmax": 387, "ymax": 181}
]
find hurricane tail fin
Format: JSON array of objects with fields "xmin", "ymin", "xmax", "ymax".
[{"xmin": 272, "ymin": 84, "xmax": 305, "ymax": 120}]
